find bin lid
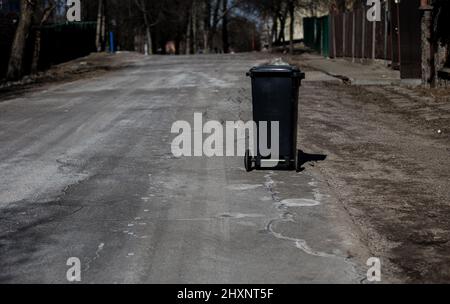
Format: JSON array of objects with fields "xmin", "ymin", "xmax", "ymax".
[{"xmin": 247, "ymin": 65, "xmax": 304, "ymax": 79}]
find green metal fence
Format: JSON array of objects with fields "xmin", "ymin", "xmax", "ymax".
[
  {"xmin": 1, "ymin": 21, "xmax": 97, "ymax": 79},
  {"xmin": 37, "ymin": 22, "xmax": 97, "ymax": 70},
  {"xmin": 303, "ymin": 16, "xmax": 330, "ymax": 57}
]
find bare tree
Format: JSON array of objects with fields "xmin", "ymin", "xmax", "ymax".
[
  {"xmin": 135, "ymin": 0, "xmax": 152, "ymax": 54},
  {"xmin": 186, "ymin": 3, "xmax": 193, "ymax": 54},
  {"xmin": 205, "ymin": 0, "xmax": 243, "ymax": 52},
  {"xmin": 202, "ymin": 0, "xmax": 211, "ymax": 52},
  {"xmin": 31, "ymin": 0, "xmax": 57, "ymax": 73},
  {"xmin": 95, "ymin": 0, "xmax": 105, "ymax": 51},
  {"xmin": 5, "ymin": 0, "xmax": 274, "ymax": 80},
  {"xmin": 209, "ymin": 0, "xmax": 222, "ymax": 51},
  {"xmin": 134, "ymin": 0, "xmax": 165, "ymax": 55},
  {"xmin": 192, "ymin": 1, "xmax": 198, "ymax": 54},
  {"xmin": 289, "ymin": 0, "xmax": 295, "ymax": 54},
  {"xmin": 7, "ymin": 0, "xmax": 38, "ymax": 80},
  {"xmin": 222, "ymin": 0, "xmax": 229, "ymax": 53}
]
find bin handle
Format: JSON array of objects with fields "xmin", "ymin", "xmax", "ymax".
[
  {"xmin": 246, "ymin": 71, "xmax": 305, "ymax": 79},
  {"xmin": 294, "ymin": 72, "xmax": 305, "ymax": 80}
]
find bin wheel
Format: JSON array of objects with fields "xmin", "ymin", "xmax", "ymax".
[
  {"xmin": 255, "ymin": 156, "xmax": 262, "ymax": 170},
  {"xmin": 295, "ymin": 150, "xmax": 302, "ymax": 172},
  {"xmin": 244, "ymin": 150, "xmax": 253, "ymax": 172}
]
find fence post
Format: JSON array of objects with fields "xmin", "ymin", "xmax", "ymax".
[
  {"xmin": 320, "ymin": 18, "xmax": 324, "ymax": 56},
  {"xmin": 372, "ymin": 19, "xmax": 376, "ymax": 60},
  {"xmin": 343, "ymin": 12, "xmax": 346, "ymax": 58},
  {"xmin": 362, "ymin": 8, "xmax": 366, "ymax": 61},
  {"xmin": 352, "ymin": 11, "xmax": 355, "ymax": 62},
  {"xmin": 330, "ymin": 14, "xmax": 337, "ymax": 58},
  {"xmin": 384, "ymin": 2, "xmax": 388, "ymax": 65}
]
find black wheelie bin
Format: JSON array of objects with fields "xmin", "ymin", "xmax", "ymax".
[{"xmin": 245, "ymin": 65, "xmax": 305, "ymax": 172}]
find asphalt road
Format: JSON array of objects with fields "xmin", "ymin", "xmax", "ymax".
[{"xmin": 0, "ymin": 54, "xmax": 369, "ymax": 283}]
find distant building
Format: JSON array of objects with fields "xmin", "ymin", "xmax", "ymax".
[
  {"xmin": 284, "ymin": 5, "xmax": 329, "ymax": 42},
  {"xmin": 259, "ymin": 4, "xmax": 328, "ymax": 49}
]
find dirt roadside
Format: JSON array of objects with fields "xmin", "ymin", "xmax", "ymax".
[
  {"xmin": 291, "ymin": 57, "xmax": 450, "ymax": 282},
  {"xmin": 0, "ymin": 52, "xmax": 144, "ymax": 102}
]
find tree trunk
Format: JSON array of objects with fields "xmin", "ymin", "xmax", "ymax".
[
  {"xmin": 272, "ymin": 14, "xmax": 278, "ymax": 46},
  {"xmin": 277, "ymin": 4, "xmax": 288, "ymax": 47},
  {"xmin": 210, "ymin": 0, "xmax": 221, "ymax": 51},
  {"xmin": 31, "ymin": 2, "xmax": 56, "ymax": 74},
  {"xmin": 31, "ymin": 30, "xmax": 42, "ymax": 74},
  {"xmin": 96, "ymin": 0, "xmax": 104, "ymax": 51},
  {"xmin": 278, "ymin": 16, "xmax": 286, "ymax": 46},
  {"xmin": 7, "ymin": 0, "xmax": 37, "ymax": 80},
  {"xmin": 222, "ymin": 0, "xmax": 229, "ymax": 53},
  {"xmin": 203, "ymin": 0, "xmax": 211, "ymax": 53},
  {"xmin": 137, "ymin": 0, "xmax": 153, "ymax": 55},
  {"xmin": 289, "ymin": 0, "xmax": 295, "ymax": 55},
  {"xmin": 101, "ymin": 1, "xmax": 106, "ymax": 51},
  {"xmin": 186, "ymin": 11, "xmax": 192, "ymax": 55},
  {"xmin": 270, "ymin": 17, "xmax": 275, "ymax": 48},
  {"xmin": 142, "ymin": 11, "xmax": 153, "ymax": 55},
  {"xmin": 281, "ymin": 6, "xmax": 289, "ymax": 50},
  {"xmin": 192, "ymin": 1, "xmax": 197, "ymax": 54}
]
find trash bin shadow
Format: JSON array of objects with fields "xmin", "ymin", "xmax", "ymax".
[
  {"xmin": 250, "ymin": 150, "xmax": 327, "ymax": 172},
  {"xmin": 296, "ymin": 150, "xmax": 327, "ymax": 172}
]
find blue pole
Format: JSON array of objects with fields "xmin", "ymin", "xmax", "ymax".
[{"xmin": 109, "ymin": 32, "xmax": 115, "ymax": 53}]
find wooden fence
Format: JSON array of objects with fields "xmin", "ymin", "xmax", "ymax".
[
  {"xmin": 329, "ymin": 3, "xmax": 393, "ymax": 63},
  {"xmin": 326, "ymin": 0, "xmax": 422, "ymax": 79}
]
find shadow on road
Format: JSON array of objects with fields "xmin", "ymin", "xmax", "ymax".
[{"xmin": 297, "ymin": 150, "xmax": 327, "ymax": 172}]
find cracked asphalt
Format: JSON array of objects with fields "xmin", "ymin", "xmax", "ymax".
[{"xmin": 0, "ymin": 53, "xmax": 371, "ymax": 283}]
